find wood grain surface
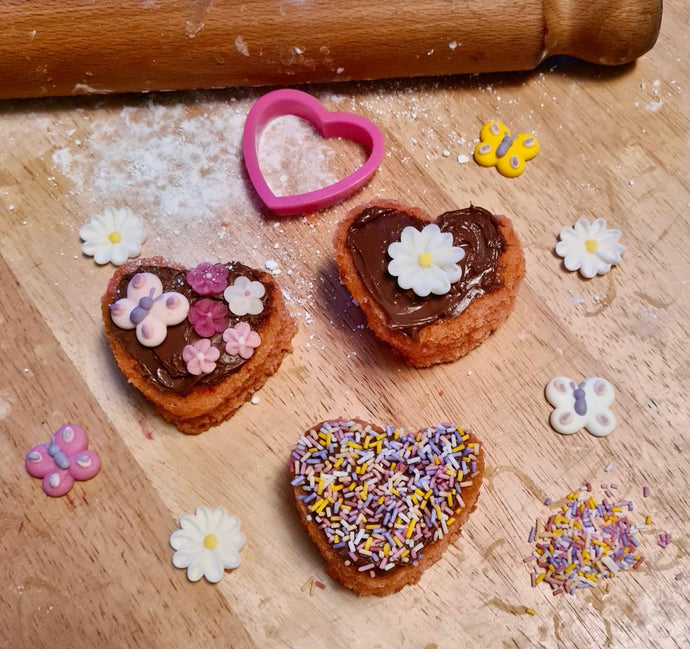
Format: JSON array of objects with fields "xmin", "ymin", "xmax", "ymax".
[{"xmin": 0, "ymin": 1, "xmax": 688, "ymax": 648}]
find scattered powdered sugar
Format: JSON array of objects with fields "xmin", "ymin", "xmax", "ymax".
[
  {"xmin": 51, "ymin": 98, "xmax": 251, "ymax": 224},
  {"xmin": 639, "ymin": 79, "xmax": 664, "ymax": 113},
  {"xmin": 0, "ymin": 393, "xmax": 10, "ymax": 420},
  {"xmin": 264, "ymin": 259, "xmax": 281, "ymax": 274},
  {"xmin": 258, "ymin": 115, "xmax": 338, "ymax": 196},
  {"xmin": 51, "ymin": 148, "xmax": 72, "ymax": 168},
  {"xmin": 49, "ymin": 93, "xmax": 339, "ymax": 254},
  {"xmin": 235, "ymin": 36, "xmax": 250, "ymax": 57}
]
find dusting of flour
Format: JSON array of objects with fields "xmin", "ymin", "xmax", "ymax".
[
  {"xmin": 0, "ymin": 393, "xmax": 10, "ymax": 420},
  {"xmin": 259, "ymin": 115, "xmax": 338, "ymax": 196},
  {"xmin": 49, "ymin": 93, "xmax": 338, "ymax": 257}
]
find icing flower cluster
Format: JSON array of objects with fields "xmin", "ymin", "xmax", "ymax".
[
  {"xmin": 110, "ymin": 263, "xmax": 265, "ymax": 377},
  {"xmin": 183, "ymin": 266, "xmax": 264, "ymax": 374}
]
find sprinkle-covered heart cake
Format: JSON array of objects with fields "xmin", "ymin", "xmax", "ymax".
[
  {"xmin": 333, "ymin": 200, "xmax": 525, "ymax": 366},
  {"xmin": 102, "ymin": 257, "xmax": 297, "ymax": 434},
  {"xmin": 289, "ymin": 419, "xmax": 484, "ymax": 596}
]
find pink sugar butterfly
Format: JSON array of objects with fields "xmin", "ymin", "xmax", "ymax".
[
  {"xmin": 25, "ymin": 424, "xmax": 101, "ymax": 497},
  {"xmin": 110, "ymin": 272, "xmax": 189, "ymax": 347}
]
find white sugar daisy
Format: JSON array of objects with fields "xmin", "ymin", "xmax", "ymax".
[
  {"xmin": 169, "ymin": 506, "xmax": 245, "ymax": 583},
  {"xmin": 556, "ymin": 218, "xmax": 625, "ymax": 279},
  {"xmin": 79, "ymin": 206, "xmax": 146, "ymax": 265},
  {"xmin": 387, "ymin": 223, "xmax": 466, "ymax": 297}
]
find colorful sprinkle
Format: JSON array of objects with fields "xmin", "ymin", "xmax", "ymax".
[
  {"xmin": 290, "ymin": 421, "xmax": 479, "ymax": 573},
  {"xmin": 526, "ymin": 486, "xmax": 648, "ymax": 596},
  {"xmin": 525, "ymin": 607, "xmax": 536, "ymax": 616},
  {"xmin": 658, "ymin": 533, "xmax": 671, "ymax": 549},
  {"xmin": 301, "ymin": 576, "xmax": 315, "ymax": 595}
]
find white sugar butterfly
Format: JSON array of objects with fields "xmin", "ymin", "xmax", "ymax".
[
  {"xmin": 545, "ymin": 377, "xmax": 617, "ymax": 437},
  {"xmin": 110, "ymin": 272, "xmax": 189, "ymax": 347}
]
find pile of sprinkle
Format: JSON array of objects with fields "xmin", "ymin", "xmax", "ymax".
[
  {"xmin": 524, "ymin": 484, "xmax": 648, "ymax": 596},
  {"xmin": 290, "ymin": 420, "xmax": 480, "ymax": 577}
]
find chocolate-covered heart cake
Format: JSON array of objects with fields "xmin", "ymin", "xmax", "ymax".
[
  {"xmin": 333, "ymin": 200, "xmax": 525, "ymax": 366},
  {"xmin": 102, "ymin": 257, "xmax": 297, "ymax": 434}
]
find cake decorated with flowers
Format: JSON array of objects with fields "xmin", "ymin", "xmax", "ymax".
[{"xmin": 102, "ymin": 257, "xmax": 297, "ymax": 434}]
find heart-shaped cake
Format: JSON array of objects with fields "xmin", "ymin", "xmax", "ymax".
[
  {"xmin": 290, "ymin": 419, "xmax": 484, "ymax": 596},
  {"xmin": 102, "ymin": 257, "xmax": 297, "ymax": 434},
  {"xmin": 333, "ymin": 200, "xmax": 525, "ymax": 366}
]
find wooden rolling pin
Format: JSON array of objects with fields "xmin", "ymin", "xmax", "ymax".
[{"xmin": 0, "ymin": 0, "xmax": 662, "ymax": 99}]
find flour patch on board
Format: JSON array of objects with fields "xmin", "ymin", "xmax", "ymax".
[
  {"xmin": 644, "ymin": 100, "xmax": 663, "ymax": 113},
  {"xmin": 49, "ymin": 96, "xmax": 338, "ymax": 224},
  {"xmin": 235, "ymin": 36, "xmax": 250, "ymax": 57},
  {"xmin": 0, "ymin": 393, "xmax": 11, "ymax": 420},
  {"xmin": 52, "ymin": 148, "xmax": 72, "ymax": 168}
]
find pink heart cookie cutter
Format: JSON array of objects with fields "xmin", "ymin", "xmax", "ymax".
[{"xmin": 242, "ymin": 89, "xmax": 385, "ymax": 216}]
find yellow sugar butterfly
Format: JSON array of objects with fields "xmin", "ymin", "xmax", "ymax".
[{"xmin": 473, "ymin": 121, "xmax": 539, "ymax": 178}]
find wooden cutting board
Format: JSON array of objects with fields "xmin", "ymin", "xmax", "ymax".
[
  {"xmin": 0, "ymin": 0, "xmax": 662, "ymax": 98},
  {"xmin": 0, "ymin": 1, "xmax": 687, "ymax": 647}
]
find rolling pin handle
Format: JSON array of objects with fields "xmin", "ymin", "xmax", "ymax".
[{"xmin": 543, "ymin": 0, "xmax": 663, "ymax": 65}]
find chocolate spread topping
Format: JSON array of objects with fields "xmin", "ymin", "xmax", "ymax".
[
  {"xmin": 108, "ymin": 263, "xmax": 272, "ymax": 395},
  {"xmin": 345, "ymin": 206, "xmax": 505, "ymax": 335}
]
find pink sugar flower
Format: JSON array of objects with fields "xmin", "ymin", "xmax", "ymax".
[
  {"xmin": 187, "ymin": 262, "xmax": 229, "ymax": 295},
  {"xmin": 188, "ymin": 299, "xmax": 229, "ymax": 338},
  {"xmin": 223, "ymin": 322, "xmax": 261, "ymax": 359},
  {"xmin": 182, "ymin": 338, "xmax": 221, "ymax": 375}
]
